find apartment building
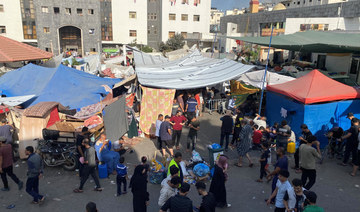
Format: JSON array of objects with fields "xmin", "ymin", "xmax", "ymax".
[
  {"xmin": 0, "ymin": 0, "xmax": 26, "ymax": 42},
  {"xmin": 271, "ymin": 0, "xmax": 349, "ymax": 8}
]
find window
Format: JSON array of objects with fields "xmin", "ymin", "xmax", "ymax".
[
  {"xmin": 90, "ymin": 48, "xmax": 96, "ymax": 52},
  {"xmin": 181, "ymin": 32, "xmax": 187, "ymax": 39},
  {"xmin": 169, "ymin": 13, "xmax": 176, "ymax": 21},
  {"xmin": 169, "ymin": 31, "xmax": 175, "ymax": 38},
  {"xmin": 77, "ymin": 8, "xmax": 82, "ymax": 15},
  {"xmin": 129, "ymin": 11, "xmax": 137, "ymax": 19},
  {"xmin": 43, "ymin": 27, "xmax": 50, "ymax": 33},
  {"xmin": 41, "ymin": 6, "xmax": 48, "ymax": 13},
  {"xmin": 0, "ymin": 26, "xmax": 6, "ymax": 34},
  {"xmin": 181, "ymin": 14, "xmax": 188, "ymax": 21},
  {"xmin": 0, "ymin": 5, "xmax": 4, "ymax": 12},
  {"xmin": 193, "ymin": 32, "xmax": 200, "ymax": 39},
  {"xmin": 182, "ymin": 0, "xmax": 189, "ymax": 4},
  {"xmin": 154, "ymin": 27, "xmax": 157, "ymax": 35},
  {"xmin": 129, "ymin": 30, "xmax": 137, "ymax": 37},
  {"xmin": 45, "ymin": 47, "xmax": 51, "ymax": 52},
  {"xmin": 65, "ymin": 8, "xmax": 71, "ymax": 15},
  {"xmin": 88, "ymin": 9, "xmax": 94, "ymax": 15},
  {"xmin": 54, "ymin": 7, "xmax": 59, "ymax": 14},
  {"xmin": 89, "ymin": 29, "xmax": 95, "ymax": 34},
  {"xmin": 193, "ymin": 15, "xmax": 200, "ymax": 22},
  {"xmin": 148, "ymin": 13, "xmax": 157, "ymax": 20}
]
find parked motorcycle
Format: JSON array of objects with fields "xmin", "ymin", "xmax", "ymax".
[{"xmin": 37, "ymin": 139, "xmax": 79, "ymax": 171}]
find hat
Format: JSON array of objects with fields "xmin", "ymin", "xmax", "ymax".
[
  {"xmin": 0, "ymin": 136, "xmax": 6, "ymax": 142},
  {"xmin": 304, "ymin": 190, "xmax": 317, "ymax": 203},
  {"xmin": 165, "ymin": 115, "xmax": 171, "ymax": 119},
  {"xmin": 347, "ymin": 112, "xmax": 354, "ymax": 118}
]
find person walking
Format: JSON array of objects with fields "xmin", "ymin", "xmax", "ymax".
[
  {"xmin": 231, "ymin": 108, "xmax": 243, "ymax": 147},
  {"xmin": 235, "ymin": 120, "xmax": 254, "ymax": 167},
  {"xmin": 267, "ymin": 147, "xmax": 288, "ymax": 204},
  {"xmin": 156, "ymin": 114, "xmax": 164, "ymax": 150},
  {"xmin": 177, "ymin": 93, "xmax": 185, "ymax": 113},
  {"xmin": 0, "ymin": 136, "xmax": 23, "ymax": 191},
  {"xmin": 160, "ymin": 182, "xmax": 193, "ymax": 212},
  {"xmin": 130, "ymin": 165, "xmax": 150, "ymax": 212},
  {"xmin": 116, "ymin": 157, "xmax": 128, "ymax": 196},
  {"xmin": 283, "ymin": 178, "xmax": 306, "ymax": 212},
  {"xmin": 220, "ymin": 110, "xmax": 234, "ymax": 151},
  {"xmin": 0, "ymin": 119, "xmax": 14, "ymax": 144},
  {"xmin": 170, "ymin": 111, "xmax": 187, "ymax": 150},
  {"xmin": 185, "ymin": 95, "xmax": 198, "ymax": 124},
  {"xmin": 267, "ymin": 170, "xmax": 291, "ymax": 212},
  {"xmin": 209, "ymin": 155, "xmax": 231, "ymax": 208},
  {"xmin": 76, "ymin": 127, "xmax": 89, "ymax": 177},
  {"xmin": 195, "ymin": 181, "xmax": 216, "ymax": 212},
  {"xmin": 299, "ymin": 136, "xmax": 321, "ymax": 190},
  {"xmin": 187, "ymin": 117, "xmax": 200, "ymax": 152},
  {"xmin": 294, "ymin": 124, "xmax": 313, "ymax": 172},
  {"xmin": 341, "ymin": 118, "xmax": 359, "ymax": 166},
  {"xmin": 74, "ymin": 138, "xmax": 102, "ymax": 193},
  {"xmin": 24, "ymin": 146, "xmax": 45, "ymax": 204},
  {"xmin": 160, "ymin": 115, "xmax": 174, "ymax": 157}
]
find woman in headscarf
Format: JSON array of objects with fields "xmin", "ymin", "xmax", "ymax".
[
  {"xmin": 130, "ymin": 165, "xmax": 149, "ymax": 212},
  {"xmin": 209, "ymin": 155, "xmax": 231, "ymax": 208},
  {"xmin": 235, "ymin": 119, "xmax": 254, "ymax": 167}
]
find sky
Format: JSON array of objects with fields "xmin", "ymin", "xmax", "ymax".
[{"xmin": 212, "ymin": 0, "xmax": 267, "ymax": 10}]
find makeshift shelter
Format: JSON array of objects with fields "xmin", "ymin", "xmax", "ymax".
[
  {"xmin": 0, "ymin": 63, "xmax": 120, "ymax": 109},
  {"xmin": 228, "ymin": 31, "xmax": 360, "ymax": 53},
  {"xmin": 237, "ymin": 70, "xmax": 295, "ymax": 89},
  {"xmin": 133, "ymin": 50, "xmax": 169, "ymax": 66},
  {"xmin": 266, "ymin": 70, "xmax": 360, "ymax": 147},
  {"xmin": 135, "ymin": 50, "xmax": 254, "ymax": 89},
  {"xmin": 103, "ymin": 95, "xmax": 129, "ymax": 142},
  {"xmin": 0, "ymin": 35, "xmax": 53, "ymax": 62},
  {"xmin": 230, "ymin": 81, "xmax": 259, "ymax": 107}
]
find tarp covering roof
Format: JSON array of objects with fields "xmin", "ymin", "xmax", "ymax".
[
  {"xmin": 0, "ymin": 35, "xmax": 53, "ymax": 62},
  {"xmin": 237, "ymin": 70, "xmax": 294, "ymax": 89},
  {"xmin": 267, "ymin": 70, "xmax": 360, "ymax": 104},
  {"xmin": 135, "ymin": 50, "xmax": 255, "ymax": 89},
  {"xmin": 0, "ymin": 95, "xmax": 36, "ymax": 106},
  {"xmin": 133, "ymin": 50, "xmax": 169, "ymax": 66},
  {"xmin": 228, "ymin": 31, "xmax": 360, "ymax": 53},
  {"xmin": 0, "ymin": 64, "xmax": 120, "ymax": 109}
]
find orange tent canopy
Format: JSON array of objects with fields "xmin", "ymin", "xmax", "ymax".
[
  {"xmin": 0, "ymin": 35, "xmax": 53, "ymax": 62},
  {"xmin": 267, "ymin": 70, "xmax": 360, "ymax": 104}
]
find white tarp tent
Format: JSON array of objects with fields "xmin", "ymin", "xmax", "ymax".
[
  {"xmin": 136, "ymin": 50, "xmax": 255, "ymax": 89},
  {"xmin": 237, "ymin": 70, "xmax": 295, "ymax": 89},
  {"xmin": 0, "ymin": 95, "xmax": 36, "ymax": 106},
  {"xmin": 133, "ymin": 50, "xmax": 169, "ymax": 66}
]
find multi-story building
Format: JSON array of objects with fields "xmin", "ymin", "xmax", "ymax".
[
  {"xmin": 210, "ymin": 8, "xmax": 224, "ymax": 32},
  {"xmin": 271, "ymin": 0, "xmax": 350, "ymax": 8},
  {"xmin": 146, "ymin": 0, "xmax": 211, "ymax": 49},
  {"xmin": 0, "ymin": 0, "xmax": 212, "ymax": 54}
]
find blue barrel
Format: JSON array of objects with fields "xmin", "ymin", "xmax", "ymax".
[{"xmin": 98, "ymin": 164, "xmax": 108, "ymax": 179}]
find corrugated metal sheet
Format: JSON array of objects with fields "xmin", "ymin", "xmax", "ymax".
[{"xmin": 135, "ymin": 50, "xmax": 254, "ymax": 89}]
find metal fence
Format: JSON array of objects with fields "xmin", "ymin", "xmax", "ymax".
[{"xmin": 206, "ymin": 99, "xmax": 228, "ymax": 114}]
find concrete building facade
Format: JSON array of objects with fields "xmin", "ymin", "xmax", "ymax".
[
  {"xmin": 0, "ymin": 0, "xmax": 26, "ymax": 42},
  {"xmin": 271, "ymin": 0, "xmax": 350, "ymax": 8}
]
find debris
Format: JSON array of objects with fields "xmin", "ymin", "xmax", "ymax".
[
  {"xmin": 355, "ymin": 184, "xmax": 359, "ymax": 188},
  {"xmin": 6, "ymin": 204, "xmax": 15, "ymax": 209},
  {"xmin": 53, "ymin": 198, "xmax": 61, "ymax": 201},
  {"xmin": 262, "ymin": 191, "xmax": 265, "ymax": 194},
  {"xmin": 58, "ymin": 172, "xmax": 61, "ymax": 175},
  {"xmin": 14, "ymin": 165, "xmax": 19, "ymax": 168},
  {"xmin": 339, "ymin": 188, "xmax": 343, "ymax": 192},
  {"xmin": 110, "ymin": 181, "xmax": 116, "ymax": 185},
  {"xmin": 47, "ymin": 182, "xmax": 51, "ymax": 184},
  {"xmin": 252, "ymin": 196, "xmax": 256, "ymax": 200}
]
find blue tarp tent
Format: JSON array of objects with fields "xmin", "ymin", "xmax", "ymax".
[
  {"xmin": 0, "ymin": 63, "xmax": 121, "ymax": 109},
  {"xmin": 266, "ymin": 70, "xmax": 360, "ymax": 147}
]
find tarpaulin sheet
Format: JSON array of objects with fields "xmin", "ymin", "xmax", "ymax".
[
  {"xmin": 136, "ymin": 50, "xmax": 254, "ymax": 89},
  {"xmin": 230, "ymin": 81, "xmax": 259, "ymax": 107},
  {"xmin": 103, "ymin": 95, "xmax": 129, "ymax": 142},
  {"xmin": 46, "ymin": 107, "xmax": 60, "ymax": 128},
  {"xmin": 267, "ymin": 70, "xmax": 360, "ymax": 104},
  {"xmin": 266, "ymin": 91, "xmax": 360, "ymax": 148},
  {"xmin": 0, "ymin": 63, "xmax": 121, "ymax": 109},
  {"xmin": 0, "ymin": 95, "xmax": 36, "ymax": 107},
  {"xmin": 139, "ymin": 86, "xmax": 175, "ymax": 135},
  {"xmin": 236, "ymin": 70, "xmax": 294, "ymax": 89}
]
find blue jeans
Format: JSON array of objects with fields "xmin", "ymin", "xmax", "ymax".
[{"xmin": 26, "ymin": 176, "xmax": 43, "ymax": 202}]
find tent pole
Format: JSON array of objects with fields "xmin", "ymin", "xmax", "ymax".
[{"xmin": 258, "ymin": 25, "xmax": 274, "ymax": 115}]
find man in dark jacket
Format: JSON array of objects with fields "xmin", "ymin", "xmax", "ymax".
[
  {"xmin": 195, "ymin": 182, "xmax": 216, "ymax": 212},
  {"xmin": 25, "ymin": 146, "xmax": 45, "ymax": 204},
  {"xmin": 160, "ymin": 182, "xmax": 193, "ymax": 212},
  {"xmin": 220, "ymin": 110, "xmax": 234, "ymax": 151}
]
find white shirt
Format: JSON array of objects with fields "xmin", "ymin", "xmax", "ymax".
[{"xmin": 155, "ymin": 120, "xmax": 162, "ymax": 137}]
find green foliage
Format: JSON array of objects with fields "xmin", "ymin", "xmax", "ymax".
[
  {"xmin": 129, "ymin": 39, "xmax": 153, "ymax": 53},
  {"xmin": 159, "ymin": 33, "xmax": 185, "ymax": 52},
  {"xmin": 71, "ymin": 58, "xmax": 80, "ymax": 66},
  {"xmin": 63, "ymin": 60, "xmax": 69, "ymax": 66},
  {"xmin": 142, "ymin": 45, "xmax": 153, "ymax": 53}
]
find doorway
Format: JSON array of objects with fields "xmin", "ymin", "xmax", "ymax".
[{"xmin": 59, "ymin": 26, "xmax": 82, "ymax": 56}]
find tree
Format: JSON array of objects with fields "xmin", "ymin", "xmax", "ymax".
[
  {"xmin": 159, "ymin": 33, "xmax": 185, "ymax": 52},
  {"xmin": 129, "ymin": 39, "xmax": 153, "ymax": 53}
]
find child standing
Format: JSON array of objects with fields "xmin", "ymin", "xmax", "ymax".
[
  {"xmin": 256, "ymin": 143, "xmax": 270, "ymax": 182},
  {"xmin": 116, "ymin": 157, "xmax": 128, "ymax": 196}
]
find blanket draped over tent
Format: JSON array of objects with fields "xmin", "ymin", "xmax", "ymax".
[
  {"xmin": 230, "ymin": 81, "xmax": 259, "ymax": 107},
  {"xmin": 236, "ymin": 70, "xmax": 294, "ymax": 89},
  {"xmin": 0, "ymin": 63, "xmax": 121, "ymax": 109},
  {"xmin": 139, "ymin": 86, "xmax": 176, "ymax": 135},
  {"xmin": 104, "ymin": 95, "xmax": 129, "ymax": 142},
  {"xmin": 135, "ymin": 50, "xmax": 254, "ymax": 89}
]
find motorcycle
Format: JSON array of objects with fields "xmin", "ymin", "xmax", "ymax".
[{"xmin": 37, "ymin": 139, "xmax": 79, "ymax": 171}]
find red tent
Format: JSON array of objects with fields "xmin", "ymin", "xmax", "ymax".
[{"xmin": 267, "ymin": 70, "xmax": 360, "ymax": 104}]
